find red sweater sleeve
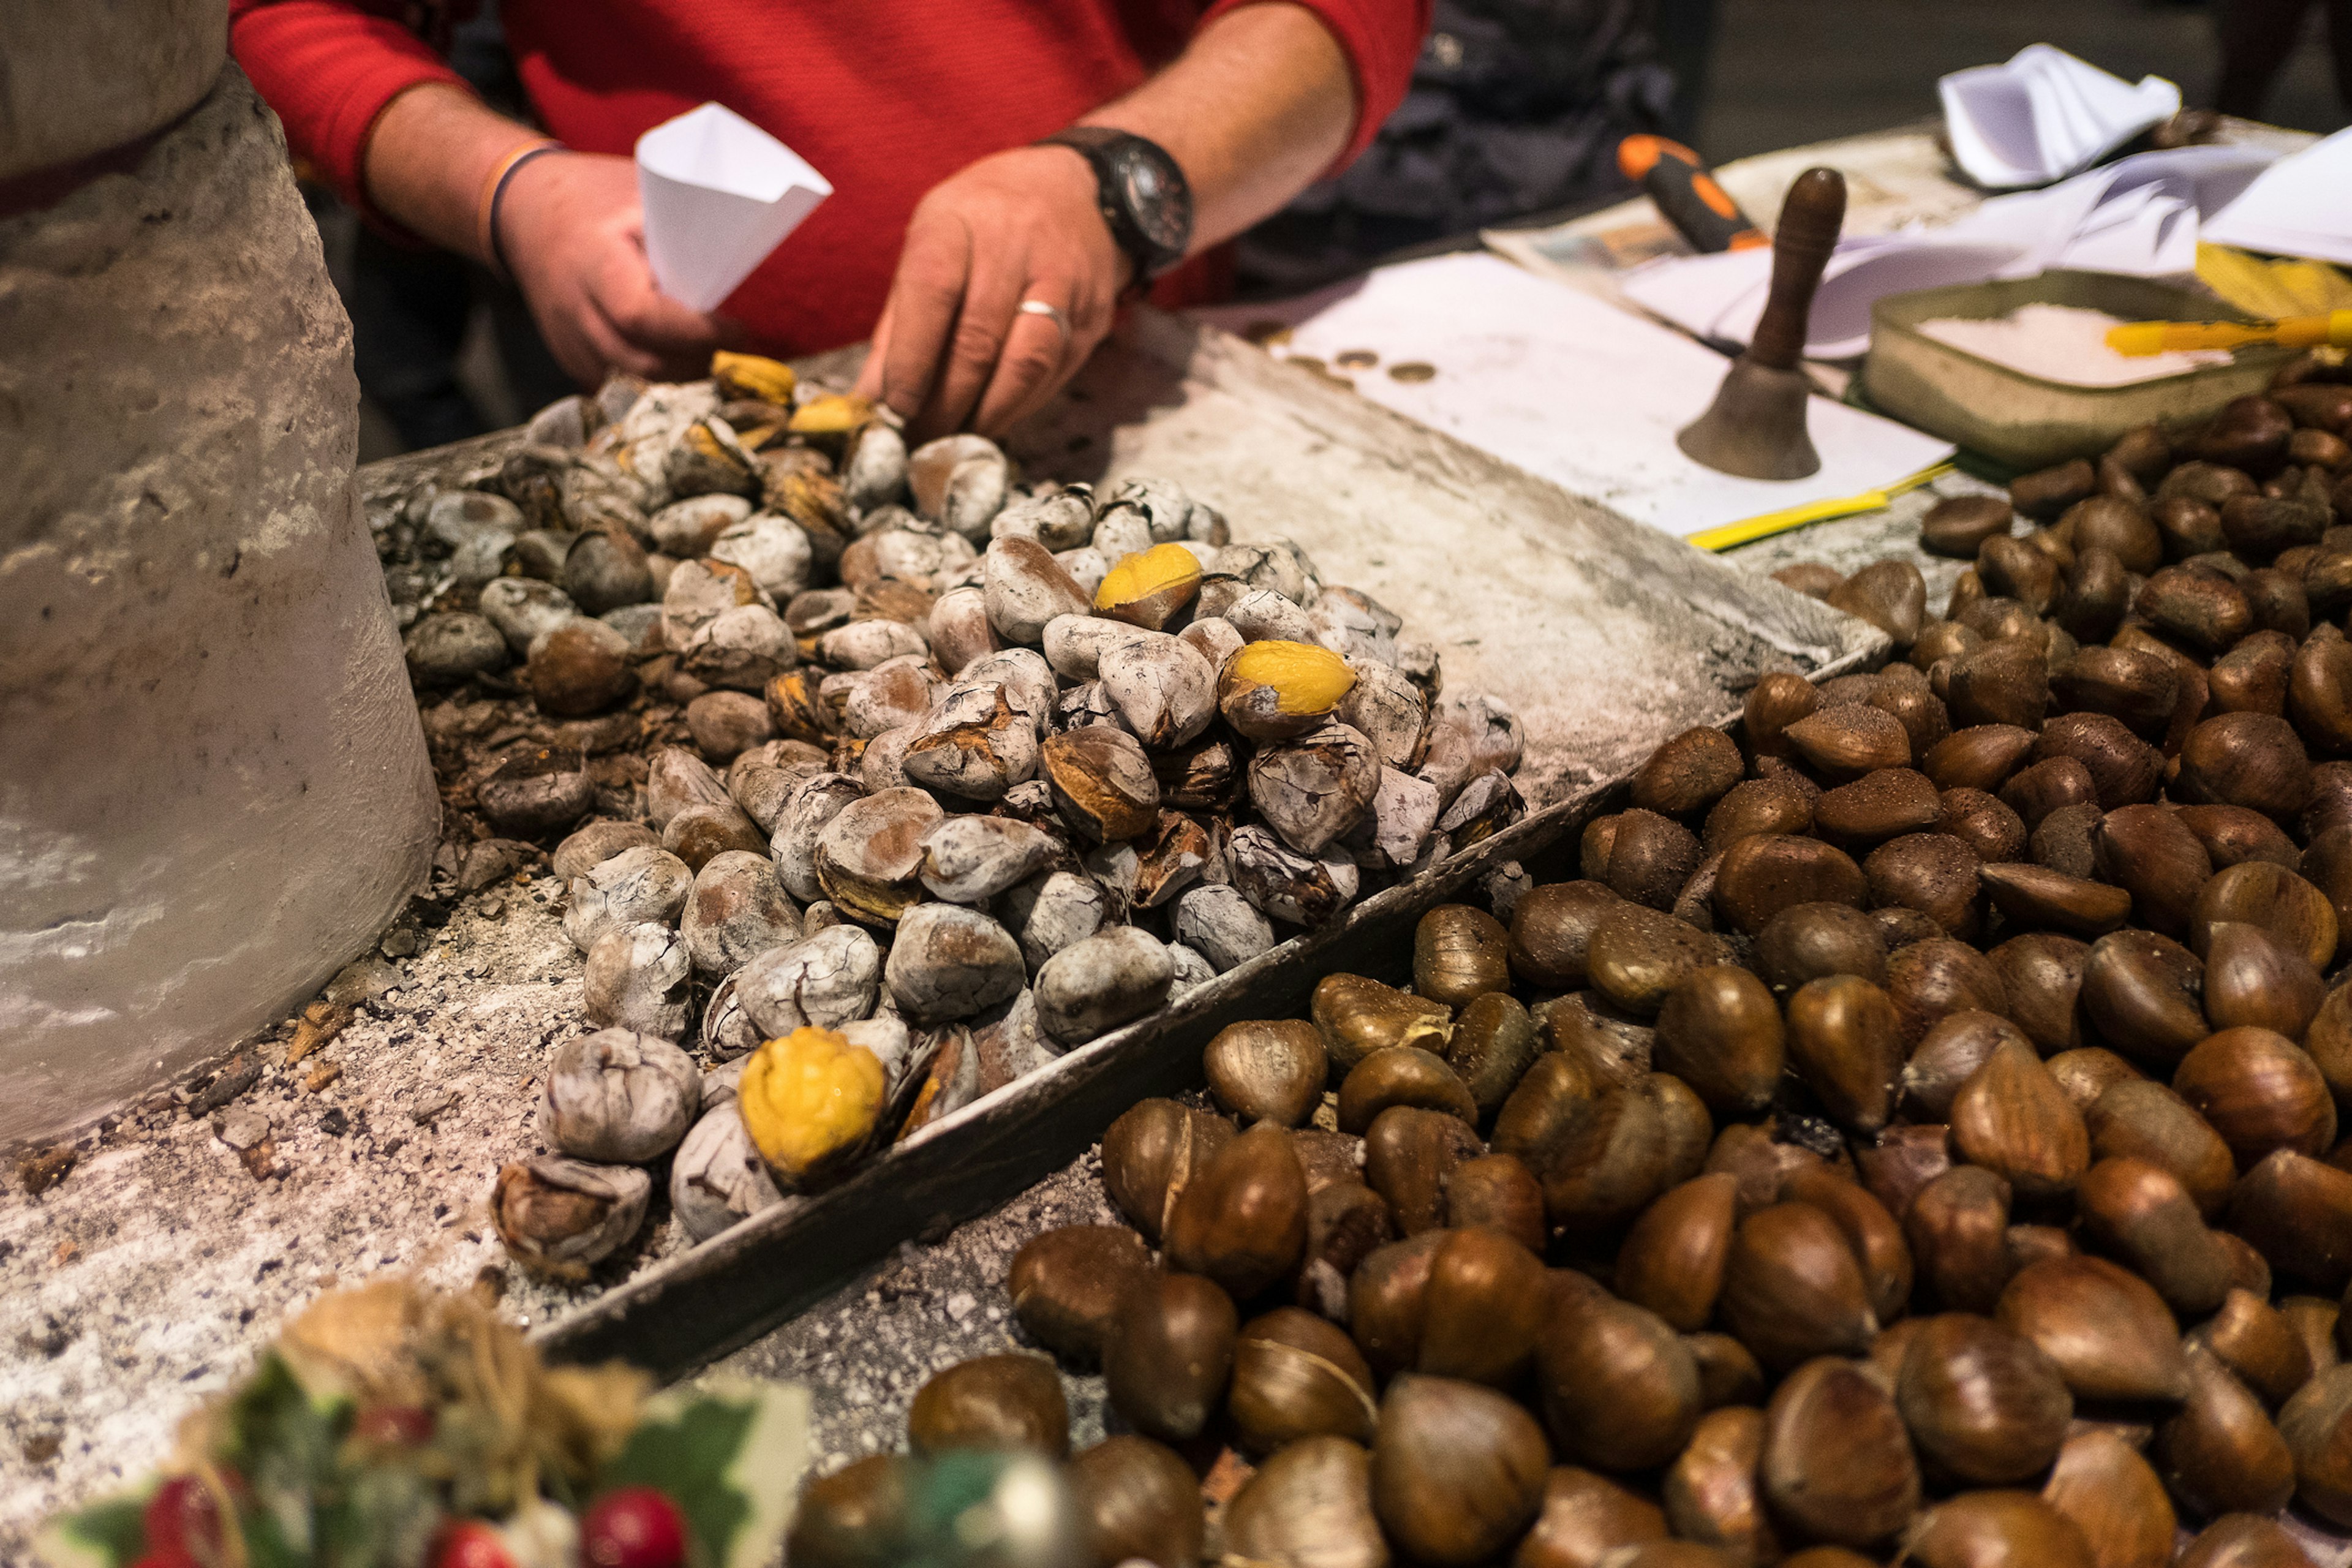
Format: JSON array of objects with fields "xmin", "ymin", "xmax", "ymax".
[
  {"xmin": 1201, "ymin": 0, "xmax": 1430, "ymax": 172},
  {"xmin": 228, "ymin": 0, "xmax": 470, "ymax": 219}
]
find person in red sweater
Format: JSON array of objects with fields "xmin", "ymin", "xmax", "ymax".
[{"xmin": 230, "ymin": 0, "xmax": 1427, "ymax": 439}]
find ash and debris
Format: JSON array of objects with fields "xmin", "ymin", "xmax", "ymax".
[
  {"xmin": 712, "ymin": 1150, "xmax": 1123, "ymax": 1476},
  {"xmin": 0, "ymin": 876, "xmax": 701, "ymax": 1551}
]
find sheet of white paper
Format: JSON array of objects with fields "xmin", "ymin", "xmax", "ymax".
[
  {"xmin": 636, "ymin": 103, "xmax": 832, "ymax": 312},
  {"xmin": 1194, "ymin": 254, "xmax": 1952, "ymax": 538},
  {"xmin": 1940, "ymin": 44, "xmax": 2180, "ymax": 189},
  {"xmin": 2204, "ymin": 127, "xmax": 2352, "ymax": 265},
  {"xmin": 1619, "ymin": 144, "xmax": 2279, "ymax": 358}
]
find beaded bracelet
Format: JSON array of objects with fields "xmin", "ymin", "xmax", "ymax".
[{"xmin": 475, "ymin": 138, "xmax": 564, "ymax": 279}]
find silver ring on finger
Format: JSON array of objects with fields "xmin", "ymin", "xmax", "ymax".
[{"xmin": 1018, "ymin": 298, "xmax": 1072, "ymax": 349}]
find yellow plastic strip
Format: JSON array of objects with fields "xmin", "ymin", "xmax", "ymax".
[{"xmin": 1686, "ymin": 460, "xmax": 1956, "ymax": 552}]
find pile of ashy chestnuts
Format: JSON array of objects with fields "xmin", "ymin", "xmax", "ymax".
[
  {"xmin": 450, "ymin": 353, "xmax": 1522, "ymax": 1279},
  {"xmin": 782, "ymin": 347, "xmax": 2352, "ymax": 1568}
]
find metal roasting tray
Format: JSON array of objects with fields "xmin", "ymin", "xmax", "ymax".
[{"xmin": 361, "ymin": 308, "xmax": 1889, "ymax": 1379}]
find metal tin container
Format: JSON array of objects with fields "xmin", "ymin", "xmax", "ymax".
[{"xmin": 1863, "ymin": 270, "xmax": 2294, "ymax": 470}]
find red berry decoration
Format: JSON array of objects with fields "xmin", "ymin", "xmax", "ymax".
[
  {"xmin": 352, "ymin": 1404, "xmax": 437, "ymax": 1446},
  {"xmin": 432, "ymin": 1520, "xmax": 521, "ymax": 1568},
  {"xmin": 142, "ymin": 1476, "xmax": 227, "ymax": 1559},
  {"xmin": 580, "ymin": 1487, "xmax": 689, "ymax": 1568},
  {"xmin": 129, "ymin": 1551, "xmax": 198, "ymax": 1568}
]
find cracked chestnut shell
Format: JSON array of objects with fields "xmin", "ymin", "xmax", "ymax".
[{"xmin": 1163, "ymin": 1121, "xmax": 1310, "ymax": 1299}]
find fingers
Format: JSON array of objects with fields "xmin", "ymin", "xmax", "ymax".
[
  {"xmin": 971, "ymin": 280, "xmax": 1079, "ymax": 437},
  {"xmin": 910, "ymin": 240, "xmax": 1033, "ymax": 442},
  {"xmin": 874, "ymin": 207, "xmax": 974, "ymax": 425}
]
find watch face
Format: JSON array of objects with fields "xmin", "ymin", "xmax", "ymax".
[{"xmin": 1118, "ymin": 150, "xmax": 1192, "ymax": 257}]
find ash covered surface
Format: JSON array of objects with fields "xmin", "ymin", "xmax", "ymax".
[
  {"xmin": 710, "ymin": 1150, "xmax": 1121, "ymax": 1474},
  {"xmin": 0, "ymin": 885, "xmax": 697, "ymax": 1553}
]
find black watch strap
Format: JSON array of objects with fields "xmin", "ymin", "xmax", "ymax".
[{"xmin": 1038, "ymin": 127, "xmax": 1193, "ymax": 281}]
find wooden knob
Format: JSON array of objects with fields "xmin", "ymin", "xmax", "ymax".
[{"xmin": 1748, "ymin": 167, "xmax": 1847, "ymax": 372}]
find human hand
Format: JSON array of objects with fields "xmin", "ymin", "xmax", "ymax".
[
  {"xmin": 497, "ymin": 151, "xmax": 733, "ymax": 386},
  {"xmin": 854, "ymin": 146, "xmax": 1133, "ymax": 441}
]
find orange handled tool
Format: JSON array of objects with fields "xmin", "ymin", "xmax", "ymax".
[{"xmin": 1618, "ymin": 135, "xmax": 1768, "ymax": 255}]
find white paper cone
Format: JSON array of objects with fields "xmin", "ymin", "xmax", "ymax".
[{"xmin": 636, "ymin": 103, "xmax": 832, "ymax": 312}]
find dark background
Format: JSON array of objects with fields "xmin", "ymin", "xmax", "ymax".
[{"xmin": 330, "ymin": 0, "xmax": 2351, "ymax": 461}]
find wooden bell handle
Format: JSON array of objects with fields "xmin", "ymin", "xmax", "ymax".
[{"xmin": 1747, "ymin": 167, "xmax": 1847, "ymax": 372}]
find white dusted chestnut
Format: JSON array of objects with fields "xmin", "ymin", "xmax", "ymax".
[
  {"xmin": 1043, "ymin": 612, "xmax": 1153, "ymax": 680},
  {"xmin": 582, "ymin": 922, "xmax": 692, "ymax": 1037},
  {"xmin": 493, "ymin": 1156, "xmax": 650, "ymax": 1280},
  {"xmin": 771, "ymin": 772, "xmax": 866, "ymax": 903},
  {"xmin": 919, "ymin": 815, "xmax": 1061, "ymax": 903},
  {"xmin": 1343, "ymin": 766, "xmax": 1442, "ymax": 872},
  {"xmin": 909, "ymin": 433, "xmax": 1009, "ymax": 539},
  {"xmin": 1001, "ymin": 870, "xmax": 1112, "ymax": 973},
  {"xmin": 660, "ymin": 557, "xmax": 766, "ymax": 652},
  {"xmin": 710, "ymin": 511, "xmax": 813, "ymax": 600},
  {"xmin": 993, "ymin": 488, "xmax": 1095, "ymax": 551},
  {"xmin": 818, "ymin": 616, "xmax": 929, "ymax": 670},
  {"xmin": 1167, "ymin": 943, "xmax": 1217, "ymax": 994},
  {"xmin": 1438, "ymin": 770, "xmax": 1525, "ymax": 846},
  {"xmin": 1174, "ymin": 883, "xmax": 1277, "ymax": 973},
  {"xmin": 736, "ymin": 922, "xmax": 884, "ymax": 1036},
  {"xmin": 662, "ymin": 800, "xmax": 767, "ymax": 871},
  {"xmin": 984, "ymin": 537, "xmax": 1092, "ymax": 644},
  {"xmin": 928, "ymin": 584, "xmax": 1001, "ymax": 675},
  {"xmin": 842, "ymin": 420, "xmax": 908, "ymax": 512},
  {"xmin": 679, "ymin": 602, "xmax": 794, "ymax": 693},
  {"xmin": 1309, "ymin": 585, "xmax": 1401, "ymax": 665},
  {"xmin": 1420, "ymin": 693, "xmax": 1523, "ymax": 808},
  {"xmin": 859, "ymin": 724, "xmax": 918, "ymax": 792},
  {"xmin": 1099, "ymin": 632, "xmax": 1216, "ymax": 750},
  {"xmin": 1089, "ymin": 811, "xmax": 1212, "ymax": 909},
  {"xmin": 648, "ymin": 492, "xmax": 753, "ymax": 557},
  {"xmin": 1102, "ymin": 475, "xmax": 1193, "ymax": 541},
  {"xmin": 727, "ymin": 757, "xmax": 818, "ymax": 834},
  {"xmin": 1042, "ymin": 725, "xmax": 1161, "ymax": 841},
  {"xmin": 1035, "ymin": 926, "xmax": 1176, "ymax": 1045},
  {"xmin": 478, "ymin": 745, "xmax": 597, "ymax": 838},
  {"xmin": 886, "ymin": 903, "xmax": 1027, "ymax": 1024},
  {"xmin": 1186, "ymin": 499, "xmax": 1229, "ymax": 545},
  {"xmin": 646, "ymin": 744, "xmax": 733, "ymax": 828},
  {"xmin": 669, "ymin": 1102, "xmax": 789, "ymax": 1241},
  {"xmin": 842, "ymin": 654, "xmax": 940, "ymax": 739},
  {"xmin": 904, "ymin": 682, "xmax": 1041, "ymax": 801},
  {"xmin": 664, "ymin": 414, "xmax": 761, "ymax": 498},
  {"xmin": 1055, "ymin": 546, "xmax": 1110, "ymax": 599},
  {"xmin": 962, "ymin": 648, "xmax": 1058, "ymax": 736},
  {"xmin": 1224, "ymin": 588, "xmax": 1323, "ymax": 647},
  {"xmin": 1338, "ymin": 658, "xmax": 1430, "ymax": 769},
  {"xmin": 565, "ymin": 845, "xmax": 693, "ymax": 953},
  {"xmin": 810, "ymin": 785, "xmax": 942, "ymax": 923},
  {"xmin": 1179, "ymin": 615, "xmax": 1245, "ymax": 673},
  {"xmin": 702, "ymin": 970, "xmax": 760, "ymax": 1060},
  {"xmin": 404, "ymin": 612, "xmax": 509, "ymax": 685},
  {"xmin": 1057, "ymin": 681, "xmax": 1132, "ymax": 736},
  {"xmin": 841, "ymin": 1014, "xmax": 919, "ymax": 1092},
  {"xmin": 478, "ymin": 576, "xmax": 582, "ymax": 655},
  {"xmin": 1228, "ymin": 824, "xmax": 1359, "ymax": 925},
  {"xmin": 535, "ymin": 1027, "xmax": 700, "ymax": 1162},
  {"xmin": 682, "ymin": 849, "xmax": 802, "ymax": 977},
  {"xmin": 1088, "ymin": 507, "xmax": 1154, "ymax": 568},
  {"xmin": 554, "ymin": 820, "xmax": 660, "ymax": 884},
  {"xmin": 1248, "ymin": 723, "xmax": 1381, "ymax": 854}
]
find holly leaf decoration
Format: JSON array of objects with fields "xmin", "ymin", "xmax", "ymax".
[
  {"xmin": 32, "ymin": 1496, "xmax": 147, "ymax": 1568},
  {"xmin": 597, "ymin": 1378, "xmax": 810, "ymax": 1568}
]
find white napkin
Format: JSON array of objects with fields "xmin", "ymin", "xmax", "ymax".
[
  {"xmin": 2204, "ymin": 127, "xmax": 2352, "ymax": 266},
  {"xmin": 1941, "ymin": 45, "xmax": 2181, "ymax": 190},
  {"xmin": 636, "ymin": 102, "xmax": 832, "ymax": 312}
]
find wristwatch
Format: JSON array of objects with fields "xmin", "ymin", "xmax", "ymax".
[{"xmin": 1037, "ymin": 127, "xmax": 1193, "ymax": 281}]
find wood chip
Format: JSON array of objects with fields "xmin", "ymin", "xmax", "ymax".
[
  {"xmin": 304, "ymin": 1061, "xmax": 343, "ymax": 1093},
  {"xmin": 239, "ymin": 1142, "xmax": 277, "ymax": 1180},
  {"xmin": 285, "ymin": 1001, "xmax": 353, "ymax": 1065},
  {"xmin": 1200, "ymin": 1446, "xmax": 1257, "ymax": 1506}
]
